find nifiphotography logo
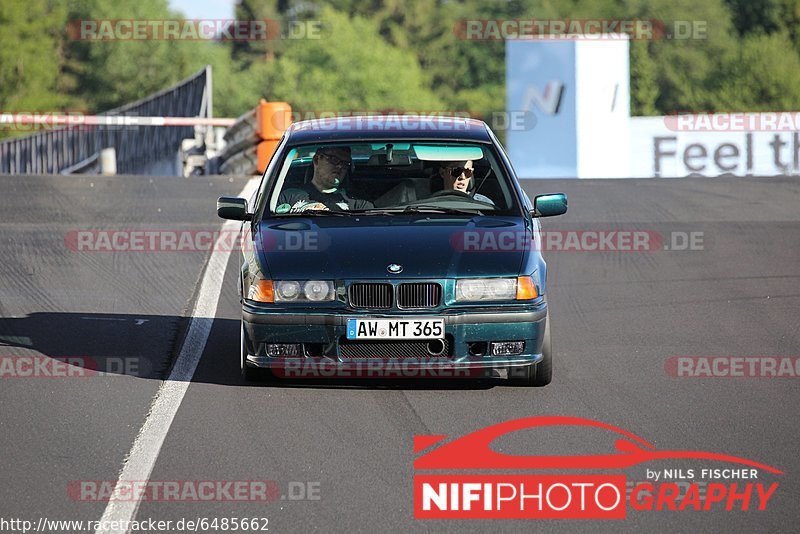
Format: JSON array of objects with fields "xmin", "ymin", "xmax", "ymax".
[{"xmin": 413, "ymin": 416, "xmax": 782, "ymax": 519}]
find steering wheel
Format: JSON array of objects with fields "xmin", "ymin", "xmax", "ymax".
[{"xmin": 429, "ymin": 189, "xmax": 473, "ymax": 199}]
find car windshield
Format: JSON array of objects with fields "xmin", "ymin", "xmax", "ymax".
[{"xmin": 265, "ymin": 141, "xmax": 520, "ymax": 216}]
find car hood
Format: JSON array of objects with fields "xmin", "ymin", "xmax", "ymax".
[{"xmin": 256, "ymin": 216, "xmax": 528, "ymax": 280}]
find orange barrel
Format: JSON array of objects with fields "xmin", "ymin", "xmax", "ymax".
[
  {"xmin": 256, "ymin": 140, "xmax": 281, "ymax": 174},
  {"xmin": 255, "ymin": 100, "xmax": 292, "ymax": 173},
  {"xmin": 256, "ymin": 100, "xmax": 292, "ymax": 140}
]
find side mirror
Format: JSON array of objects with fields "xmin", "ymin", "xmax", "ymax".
[
  {"xmin": 217, "ymin": 197, "xmax": 252, "ymax": 221},
  {"xmin": 532, "ymin": 193, "xmax": 567, "ymax": 218}
]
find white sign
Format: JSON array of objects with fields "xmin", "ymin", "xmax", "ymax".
[
  {"xmin": 506, "ymin": 38, "xmax": 630, "ymax": 178},
  {"xmin": 630, "ymin": 116, "xmax": 800, "ymax": 177}
]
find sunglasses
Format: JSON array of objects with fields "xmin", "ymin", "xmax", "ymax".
[
  {"xmin": 447, "ymin": 166, "xmax": 474, "ymax": 179},
  {"xmin": 318, "ymin": 152, "xmax": 351, "ymax": 167}
]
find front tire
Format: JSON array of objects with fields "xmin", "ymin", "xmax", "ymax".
[{"xmin": 509, "ymin": 310, "xmax": 552, "ymax": 387}]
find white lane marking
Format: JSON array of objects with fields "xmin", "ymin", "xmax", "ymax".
[
  {"xmin": 95, "ymin": 178, "xmax": 259, "ymax": 534},
  {"xmin": 80, "ymin": 317, "xmax": 150, "ymax": 325}
]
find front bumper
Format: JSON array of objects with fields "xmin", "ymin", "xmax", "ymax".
[{"xmin": 242, "ymin": 301, "xmax": 547, "ymax": 370}]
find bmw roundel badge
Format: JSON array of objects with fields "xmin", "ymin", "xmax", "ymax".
[{"xmin": 387, "ymin": 263, "xmax": 403, "ymax": 274}]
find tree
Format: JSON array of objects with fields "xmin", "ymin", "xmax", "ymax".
[
  {"xmin": 716, "ymin": 31, "xmax": 800, "ymax": 110},
  {"xmin": 630, "ymin": 41, "xmax": 659, "ymax": 115},
  {"xmin": 0, "ymin": 0, "xmax": 68, "ymax": 110},
  {"xmin": 251, "ymin": 6, "xmax": 443, "ymax": 113},
  {"xmin": 64, "ymin": 0, "xmax": 204, "ymax": 111},
  {"xmin": 230, "ymin": 0, "xmax": 282, "ymax": 63},
  {"xmin": 724, "ymin": 0, "xmax": 783, "ymax": 36}
]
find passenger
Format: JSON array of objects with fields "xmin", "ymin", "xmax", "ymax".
[
  {"xmin": 438, "ymin": 160, "xmax": 494, "ymax": 204},
  {"xmin": 278, "ymin": 146, "xmax": 373, "ymax": 211}
]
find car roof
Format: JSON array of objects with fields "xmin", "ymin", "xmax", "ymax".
[{"xmin": 284, "ymin": 115, "xmax": 493, "ymax": 144}]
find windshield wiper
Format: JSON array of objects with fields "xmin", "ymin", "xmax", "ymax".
[
  {"xmin": 406, "ymin": 205, "xmax": 486, "ymax": 215},
  {"xmin": 275, "ymin": 209, "xmax": 353, "ymax": 217},
  {"xmin": 357, "ymin": 205, "xmax": 485, "ymax": 216}
]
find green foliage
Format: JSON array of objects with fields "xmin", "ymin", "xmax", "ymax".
[
  {"xmin": 63, "ymin": 0, "xmax": 203, "ymax": 111},
  {"xmin": 716, "ymin": 31, "xmax": 800, "ymax": 109},
  {"xmin": 725, "ymin": 0, "xmax": 784, "ymax": 35},
  {"xmin": 630, "ymin": 41, "xmax": 659, "ymax": 116},
  {"xmin": 0, "ymin": 0, "xmax": 68, "ymax": 110},
  {"xmin": 627, "ymin": 0, "xmax": 742, "ymax": 113},
  {"xmin": 252, "ymin": 6, "xmax": 443, "ymax": 113}
]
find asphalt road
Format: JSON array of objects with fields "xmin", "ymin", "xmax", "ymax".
[{"xmin": 1, "ymin": 174, "xmax": 798, "ymax": 533}]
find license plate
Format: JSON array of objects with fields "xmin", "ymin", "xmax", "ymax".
[{"xmin": 346, "ymin": 318, "xmax": 444, "ymax": 340}]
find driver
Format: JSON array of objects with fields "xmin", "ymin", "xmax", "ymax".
[
  {"xmin": 438, "ymin": 160, "xmax": 494, "ymax": 204},
  {"xmin": 278, "ymin": 146, "xmax": 373, "ymax": 211}
]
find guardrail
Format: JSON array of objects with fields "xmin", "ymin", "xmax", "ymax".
[
  {"xmin": 218, "ymin": 100, "xmax": 292, "ymax": 175},
  {"xmin": 0, "ymin": 66, "xmax": 212, "ymax": 174},
  {"xmin": 59, "ymin": 151, "xmax": 101, "ymax": 175}
]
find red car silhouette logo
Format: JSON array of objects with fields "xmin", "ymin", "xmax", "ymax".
[{"xmin": 414, "ymin": 416, "xmax": 783, "ymax": 474}]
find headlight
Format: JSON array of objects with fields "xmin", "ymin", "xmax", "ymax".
[
  {"xmin": 249, "ymin": 280, "xmax": 335, "ymax": 303},
  {"xmin": 454, "ymin": 276, "xmax": 538, "ymax": 302},
  {"xmin": 275, "ymin": 281, "xmax": 301, "ymax": 301},
  {"xmin": 456, "ymin": 278, "xmax": 516, "ymax": 301},
  {"xmin": 303, "ymin": 280, "xmax": 334, "ymax": 301}
]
